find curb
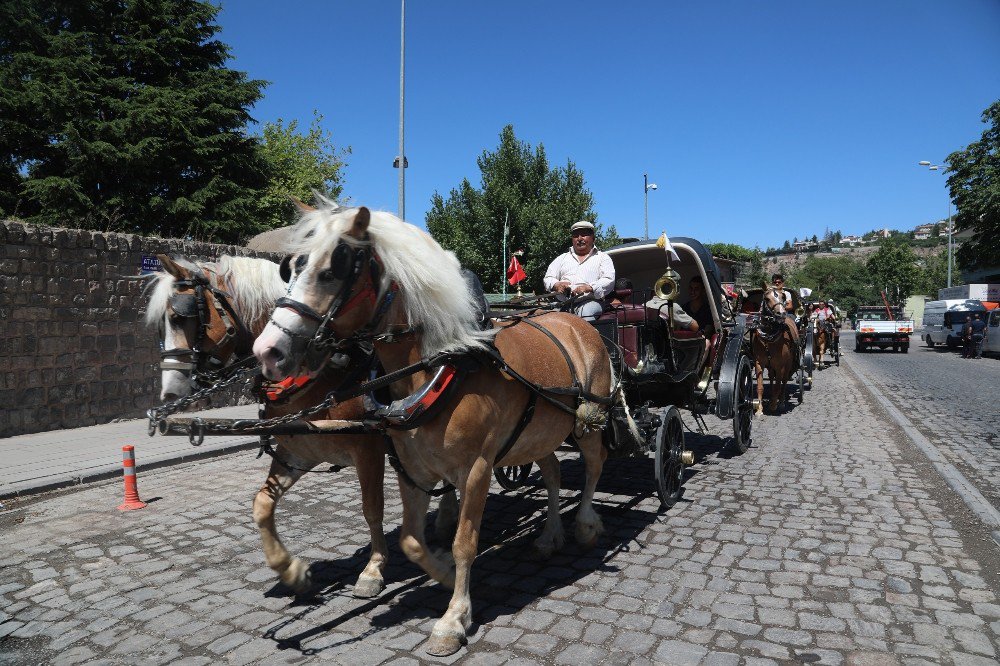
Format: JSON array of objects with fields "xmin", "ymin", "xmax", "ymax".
[
  {"xmin": 0, "ymin": 439, "xmax": 260, "ymax": 502},
  {"xmin": 842, "ymin": 349, "xmax": 1000, "ymax": 534}
]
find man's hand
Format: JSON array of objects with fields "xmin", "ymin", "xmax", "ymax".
[
  {"xmin": 553, "ymin": 281, "xmax": 571, "ymax": 295},
  {"xmin": 571, "ymin": 284, "xmax": 593, "ymax": 297}
]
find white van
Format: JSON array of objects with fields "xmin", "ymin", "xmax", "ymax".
[
  {"xmin": 921, "ymin": 299, "xmax": 986, "ymax": 348},
  {"xmin": 983, "ymin": 309, "xmax": 1000, "ymax": 356}
]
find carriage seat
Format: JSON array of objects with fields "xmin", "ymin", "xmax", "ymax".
[{"xmin": 599, "ymin": 278, "xmax": 649, "ymax": 325}]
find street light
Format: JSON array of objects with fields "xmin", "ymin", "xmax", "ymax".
[
  {"xmin": 918, "ymin": 160, "xmax": 953, "ymax": 287},
  {"xmin": 393, "ymin": 0, "xmax": 407, "ymax": 219},
  {"xmin": 644, "ymin": 173, "xmax": 658, "ymax": 240}
]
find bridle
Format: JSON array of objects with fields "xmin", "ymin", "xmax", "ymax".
[
  {"xmin": 270, "ymin": 237, "xmax": 396, "ymax": 369},
  {"xmin": 159, "ymin": 267, "xmax": 254, "ymax": 386},
  {"xmin": 756, "ymin": 286, "xmax": 789, "ymax": 339}
]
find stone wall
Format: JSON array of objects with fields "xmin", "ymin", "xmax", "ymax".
[{"xmin": 0, "ymin": 220, "xmax": 279, "ymax": 438}]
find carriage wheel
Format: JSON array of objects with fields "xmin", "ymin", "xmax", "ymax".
[
  {"xmin": 796, "ymin": 360, "xmax": 805, "ymax": 404},
  {"xmin": 834, "ymin": 339, "xmax": 841, "ymax": 366},
  {"xmin": 731, "ymin": 355, "xmax": 754, "ymax": 454},
  {"xmin": 655, "ymin": 406, "xmax": 685, "ymax": 509},
  {"xmin": 494, "ymin": 464, "xmax": 532, "ymax": 491}
]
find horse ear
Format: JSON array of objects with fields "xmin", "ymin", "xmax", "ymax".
[
  {"xmin": 158, "ymin": 254, "xmax": 187, "ymax": 279},
  {"xmin": 279, "ymin": 255, "xmax": 292, "ymax": 283},
  {"xmin": 761, "ymin": 281, "xmax": 768, "ymax": 291},
  {"xmin": 289, "ymin": 196, "xmax": 316, "ymax": 213},
  {"xmin": 348, "ymin": 207, "xmax": 371, "ymax": 238}
]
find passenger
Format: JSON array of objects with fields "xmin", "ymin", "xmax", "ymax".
[
  {"xmin": 645, "ymin": 296, "xmax": 701, "ymax": 333},
  {"xmin": 543, "ymin": 220, "xmax": 615, "ymax": 321},
  {"xmin": 683, "ymin": 275, "xmax": 715, "ymax": 338}
]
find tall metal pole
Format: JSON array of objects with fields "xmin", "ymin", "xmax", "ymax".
[
  {"xmin": 643, "ymin": 173, "xmax": 649, "ymax": 241},
  {"xmin": 947, "ymin": 201, "xmax": 952, "ymax": 288},
  {"xmin": 397, "ymin": 0, "xmax": 406, "ymax": 219},
  {"xmin": 502, "ymin": 211, "xmax": 508, "ymax": 298}
]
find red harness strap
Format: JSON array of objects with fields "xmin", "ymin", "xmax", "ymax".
[{"xmin": 263, "ymin": 374, "xmax": 313, "ymax": 403}]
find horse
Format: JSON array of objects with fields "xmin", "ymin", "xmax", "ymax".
[
  {"xmin": 253, "ymin": 201, "xmax": 629, "ymax": 656},
  {"xmin": 750, "ymin": 285, "xmax": 800, "ymax": 414},
  {"xmin": 813, "ymin": 317, "xmax": 833, "ymax": 368},
  {"xmin": 144, "ymin": 253, "xmax": 458, "ymax": 599}
]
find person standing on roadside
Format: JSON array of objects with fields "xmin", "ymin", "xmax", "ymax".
[
  {"xmin": 969, "ymin": 313, "xmax": 987, "ymax": 359},
  {"xmin": 543, "ymin": 220, "xmax": 615, "ymax": 321},
  {"xmin": 961, "ymin": 316, "xmax": 975, "ymax": 358}
]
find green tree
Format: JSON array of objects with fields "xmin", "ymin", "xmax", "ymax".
[
  {"xmin": 931, "ymin": 223, "xmax": 941, "ymax": 238},
  {"xmin": 427, "ymin": 125, "xmax": 603, "ymax": 292},
  {"xmin": 865, "ymin": 237, "xmax": 920, "ymax": 305},
  {"xmin": 0, "ymin": 0, "xmax": 267, "ymax": 241},
  {"xmin": 790, "ymin": 255, "xmax": 875, "ymax": 316},
  {"xmin": 254, "ymin": 112, "xmax": 350, "ymax": 231},
  {"xmin": 917, "ymin": 248, "xmax": 950, "ymax": 297},
  {"xmin": 782, "ymin": 240, "xmax": 791, "ymax": 251},
  {"xmin": 946, "ymin": 99, "xmax": 1000, "ymax": 271}
]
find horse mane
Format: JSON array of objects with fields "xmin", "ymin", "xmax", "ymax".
[
  {"xmin": 290, "ymin": 195, "xmax": 495, "ymax": 355},
  {"xmin": 144, "ymin": 255, "xmax": 285, "ymax": 335}
]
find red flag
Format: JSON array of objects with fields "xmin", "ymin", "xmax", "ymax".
[{"xmin": 506, "ymin": 255, "xmax": 526, "ymax": 285}]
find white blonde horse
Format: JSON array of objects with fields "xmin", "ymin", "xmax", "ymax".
[
  {"xmin": 253, "ymin": 200, "xmax": 622, "ymax": 655},
  {"xmin": 146, "ymin": 254, "xmax": 457, "ymax": 599}
]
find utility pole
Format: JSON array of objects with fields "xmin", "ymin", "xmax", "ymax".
[{"xmin": 395, "ymin": 0, "xmax": 407, "ymax": 219}]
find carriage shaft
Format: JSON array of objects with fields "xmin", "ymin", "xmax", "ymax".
[{"xmin": 157, "ymin": 417, "xmax": 373, "ymax": 437}]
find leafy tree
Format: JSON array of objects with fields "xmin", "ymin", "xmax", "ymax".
[
  {"xmin": 0, "ymin": 0, "xmax": 267, "ymax": 241},
  {"xmin": 865, "ymin": 237, "xmax": 920, "ymax": 305},
  {"xmin": 782, "ymin": 240, "xmax": 791, "ymax": 251},
  {"xmin": 931, "ymin": 223, "xmax": 941, "ymax": 238},
  {"xmin": 790, "ymin": 255, "xmax": 874, "ymax": 315},
  {"xmin": 254, "ymin": 112, "xmax": 350, "ymax": 231},
  {"xmin": 917, "ymin": 248, "xmax": 951, "ymax": 297},
  {"xmin": 811, "ymin": 234, "xmax": 818, "ymax": 244},
  {"xmin": 946, "ymin": 99, "xmax": 1000, "ymax": 271},
  {"xmin": 427, "ymin": 125, "xmax": 606, "ymax": 292}
]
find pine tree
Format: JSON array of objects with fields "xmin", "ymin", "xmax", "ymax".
[{"xmin": 0, "ymin": 0, "xmax": 267, "ymax": 241}]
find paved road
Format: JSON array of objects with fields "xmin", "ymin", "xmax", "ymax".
[
  {"xmin": 843, "ymin": 329, "xmax": 1000, "ymax": 518},
  {"xmin": 2, "ymin": 356, "xmax": 999, "ymax": 664}
]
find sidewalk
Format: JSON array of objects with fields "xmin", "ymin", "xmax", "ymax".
[{"xmin": 0, "ymin": 404, "xmax": 260, "ymax": 500}]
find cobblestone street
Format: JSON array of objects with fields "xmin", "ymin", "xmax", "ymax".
[{"xmin": 2, "ymin": 347, "xmax": 999, "ymax": 665}]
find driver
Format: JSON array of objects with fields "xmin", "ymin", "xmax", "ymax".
[
  {"xmin": 543, "ymin": 220, "xmax": 615, "ymax": 321},
  {"xmin": 772, "ymin": 273, "xmax": 794, "ymax": 312}
]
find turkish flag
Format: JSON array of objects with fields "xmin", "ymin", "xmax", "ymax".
[{"xmin": 506, "ymin": 256, "xmax": 526, "ymax": 285}]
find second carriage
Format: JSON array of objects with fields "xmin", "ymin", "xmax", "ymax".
[{"xmin": 493, "ymin": 237, "xmax": 757, "ymax": 509}]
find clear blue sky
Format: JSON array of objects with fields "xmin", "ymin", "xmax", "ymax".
[{"xmin": 217, "ymin": 1, "xmax": 999, "ymax": 250}]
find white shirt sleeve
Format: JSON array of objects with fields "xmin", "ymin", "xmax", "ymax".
[
  {"xmin": 591, "ymin": 252, "xmax": 616, "ymax": 300},
  {"xmin": 543, "ymin": 254, "xmax": 565, "ymax": 292}
]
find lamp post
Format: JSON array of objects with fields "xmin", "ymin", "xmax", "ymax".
[
  {"xmin": 643, "ymin": 173, "xmax": 657, "ymax": 241},
  {"xmin": 393, "ymin": 0, "xmax": 407, "ymax": 219},
  {"xmin": 918, "ymin": 161, "xmax": 953, "ymax": 287}
]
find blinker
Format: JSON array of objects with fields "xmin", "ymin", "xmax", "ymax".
[
  {"xmin": 169, "ymin": 293, "xmax": 199, "ymax": 318},
  {"xmin": 330, "ymin": 243, "xmax": 354, "ymax": 280}
]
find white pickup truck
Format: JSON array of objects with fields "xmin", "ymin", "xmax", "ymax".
[{"xmin": 854, "ymin": 306, "xmax": 914, "ymax": 353}]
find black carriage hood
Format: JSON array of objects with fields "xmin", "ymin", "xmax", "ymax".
[{"xmin": 606, "ymin": 237, "xmax": 726, "ymax": 323}]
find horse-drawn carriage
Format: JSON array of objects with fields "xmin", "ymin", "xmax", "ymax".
[
  {"xmin": 492, "ymin": 237, "xmax": 757, "ymax": 507},
  {"xmin": 143, "ymin": 205, "xmax": 756, "ymax": 655},
  {"xmin": 740, "ymin": 287, "xmax": 812, "ymax": 402}
]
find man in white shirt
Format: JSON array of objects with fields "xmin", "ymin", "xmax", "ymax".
[
  {"xmin": 771, "ymin": 273, "xmax": 794, "ymax": 312},
  {"xmin": 543, "ymin": 220, "xmax": 615, "ymax": 320}
]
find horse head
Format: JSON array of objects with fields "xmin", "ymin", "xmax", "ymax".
[
  {"xmin": 254, "ymin": 198, "xmax": 491, "ymax": 381},
  {"xmin": 147, "ymin": 254, "xmax": 280, "ymax": 401},
  {"xmin": 760, "ymin": 285, "xmax": 787, "ymax": 317}
]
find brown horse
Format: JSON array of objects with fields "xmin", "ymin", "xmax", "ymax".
[
  {"xmin": 146, "ymin": 254, "xmax": 457, "ymax": 599},
  {"xmin": 813, "ymin": 317, "xmax": 829, "ymax": 368},
  {"xmin": 253, "ymin": 201, "xmax": 627, "ymax": 656},
  {"xmin": 750, "ymin": 285, "xmax": 800, "ymax": 414}
]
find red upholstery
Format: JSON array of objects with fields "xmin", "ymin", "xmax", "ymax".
[
  {"xmin": 597, "ymin": 304, "xmax": 648, "ymax": 324},
  {"xmin": 670, "ymin": 329, "xmax": 703, "ymax": 340}
]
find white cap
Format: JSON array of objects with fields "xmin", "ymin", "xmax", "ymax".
[{"xmin": 570, "ymin": 220, "xmax": 595, "ymax": 233}]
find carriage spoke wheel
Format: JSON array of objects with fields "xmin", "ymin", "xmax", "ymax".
[
  {"xmin": 731, "ymin": 355, "xmax": 754, "ymax": 454},
  {"xmin": 655, "ymin": 406, "xmax": 685, "ymax": 509},
  {"xmin": 494, "ymin": 464, "xmax": 532, "ymax": 491},
  {"xmin": 834, "ymin": 337, "xmax": 841, "ymax": 366},
  {"xmin": 796, "ymin": 360, "xmax": 805, "ymax": 404}
]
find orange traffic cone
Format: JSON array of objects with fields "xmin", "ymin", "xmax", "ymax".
[{"xmin": 117, "ymin": 445, "xmax": 147, "ymax": 511}]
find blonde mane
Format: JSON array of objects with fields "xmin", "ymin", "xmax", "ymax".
[
  {"xmin": 144, "ymin": 255, "xmax": 286, "ymax": 335},
  {"xmin": 289, "ymin": 196, "xmax": 495, "ymax": 355}
]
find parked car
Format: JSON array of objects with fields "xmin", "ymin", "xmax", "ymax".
[{"xmin": 921, "ymin": 299, "xmax": 987, "ymax": 349}]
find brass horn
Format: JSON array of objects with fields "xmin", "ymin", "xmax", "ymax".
[
  {"xmin": 654, "ymin": 269, "xmax": 681, "ymax": 301},
  {"xmin": 795, "ymin": 306, "xmax": 805, "ymax": 317}
]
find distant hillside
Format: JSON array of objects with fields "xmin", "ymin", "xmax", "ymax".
[{"xmin": 762, "ymin": 244, "xmax": 944, "ymax": 273}]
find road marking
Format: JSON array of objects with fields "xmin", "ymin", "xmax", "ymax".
[{"xmin": 843, "ymin": 350, "xmax": 1000, "ymax": 533}]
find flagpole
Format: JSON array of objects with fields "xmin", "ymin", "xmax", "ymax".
[{"xmin": 502, "ymin": 210, "xmax": 509, "ymax": 298}]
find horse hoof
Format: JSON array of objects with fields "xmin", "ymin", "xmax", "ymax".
[
  {"xmin": 533, "ymin": 531, "xmax": 564, "ymax": 558},
  {"xmin": 425, "ymin": 631, "xmax": 466, "ymax": 657},
  {"xmin": 282, "ymin": 558, "xmax": 312, "ymax": 594},
  {"xmin": 352, "ymin": 574, "xmax": 385, "ymax": 599}
]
